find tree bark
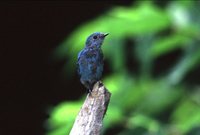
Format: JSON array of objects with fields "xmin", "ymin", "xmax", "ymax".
[{"xmin": 69, "ymin": 81, "xmax": 111, "ymax": 135}]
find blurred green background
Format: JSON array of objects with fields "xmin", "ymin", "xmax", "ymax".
[{"xmin": 46, "ymin": 1, "xmax": 200, "ymax": 135}]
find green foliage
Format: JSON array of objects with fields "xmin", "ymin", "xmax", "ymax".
[
  {"xmin": 171, "ymin": 98, "xmax": 200, "ymax": 133},
  {"xmin": 150, "ymin": 34, "xmax": 190, "ymax": 58},
  {"xmin": 47, "ymin": 1, "xmax": 200, "ymax": 135},
  {"xmin": 127, "ymin": 114, "xmax": 160, "ymax": 133},
  {"xmin": 46, "ymin": 101, "xmax": 82, "ymax": 135}
]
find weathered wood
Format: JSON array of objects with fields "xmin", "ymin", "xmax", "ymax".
[{"xmin": 70, "ymin": 81, "xmax": 111, "ymax": 135}]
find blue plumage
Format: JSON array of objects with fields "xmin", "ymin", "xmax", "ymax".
[{"xmin": 77, "ymin": 32, "xmax": 108, "ymax": 92}]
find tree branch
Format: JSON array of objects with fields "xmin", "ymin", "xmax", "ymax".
[{"xmin": 69, "ymin": 81, "xmax": 111, "ymax": 135}]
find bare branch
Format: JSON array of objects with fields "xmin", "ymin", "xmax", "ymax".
[{"xmin": 70, "ymin": 81, "xmax": 111, "ymax": 135}]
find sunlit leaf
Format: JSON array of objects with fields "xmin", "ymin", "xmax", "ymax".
[
  {"xmin": 150, "ymin": 34, "xmax": 191, "ymax": 58},
  {"xmin": 46, "ymin": 101, "xmax": 82, "ymax": 135},
  {"xmin": 135, "ymin": 79, "xmax": 182, "ymax": 115},
  {"xmin": 127, "ymin": 113, "xmax": 160, "ymax": 133},
  {"xmin": 168, "ymin": 45, "xmax": 200, "ymax": 84},
  {"xmin": 171, "ymin": 99, "xmax": 200, "ymax": 133},
  {"xmin": 103, "ymin": 106, "xmax": 124, "ymax": 130}
]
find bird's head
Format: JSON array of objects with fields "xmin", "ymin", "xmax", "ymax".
[{"xmin": 85, "ymin": 32, "xmax": 109, "ymax": 48}]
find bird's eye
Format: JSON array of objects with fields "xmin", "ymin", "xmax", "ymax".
[{"xmin": 93, "ymin": 36, "xmax": 97, "ymax": 39}]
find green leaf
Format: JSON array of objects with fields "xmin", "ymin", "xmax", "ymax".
[
  {"xmin": 127, "ymin": 113, "xmax": 160, "ymax": 133},
  {"xmin": 171, "ymin": 99, "xmax": 200, "ymax": 133},
  {"xmin": 150, "ymin": 34, "xmax": 190, "ymax": 58},
  {"xmin": 168, "ymin": 45, "xmax": 200, "ymax": 84},
  {"xmin": 103, "ymin": 106, "xmax": 124, "ymax": 130},
  {"xmin": 135, "ymin": 79, "xmax": 182, "ymax": 115},
  {"xmin": 46, "ymin": 101, "xmax": 82, "ymax": 135}
]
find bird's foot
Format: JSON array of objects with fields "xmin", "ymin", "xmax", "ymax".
[{"xmin": 88, "ymin": 89, "xmax": 92, "ymax": 93}]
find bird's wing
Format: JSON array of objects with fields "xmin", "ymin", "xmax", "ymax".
[
  {"xmin": 77, "ymin": 50, "xmax": 83, "ymax": 76},
  {"xmin": 77, "ymin": 50, "xmax": 83, "ymax": 62},
  {"xmin": 96, "ymin": 49, "xmax": 104, "ymax": 78},
  {"xmin": 89, "ymin": 49, "xmax": 104, "ymax": 77},
  {"xmin": 99, "ymin": 49, "xmax": 104, "ymax": 64}
]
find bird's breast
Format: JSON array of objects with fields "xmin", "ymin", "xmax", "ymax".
[{"xmin": 85, "ymin": 49, "xmax": 99, "ymax": 58}]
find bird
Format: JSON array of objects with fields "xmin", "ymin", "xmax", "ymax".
[{"xmin": 77, "ymin": 32, "xmax": 109, "ymax": 93}]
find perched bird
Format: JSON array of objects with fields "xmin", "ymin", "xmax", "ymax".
[{"xmin": 77, "ymin": 32, "xmax": 109, "ymax": 92}]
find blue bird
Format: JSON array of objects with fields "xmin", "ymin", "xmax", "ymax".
[{"xmin": 77, "ymin": 32, "xmax": 109, "ymax": 92}]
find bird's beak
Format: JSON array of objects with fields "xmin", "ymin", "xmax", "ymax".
[{"xmin": 102, "ymin": 33, "xmax": 109, "ymax": 38}]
